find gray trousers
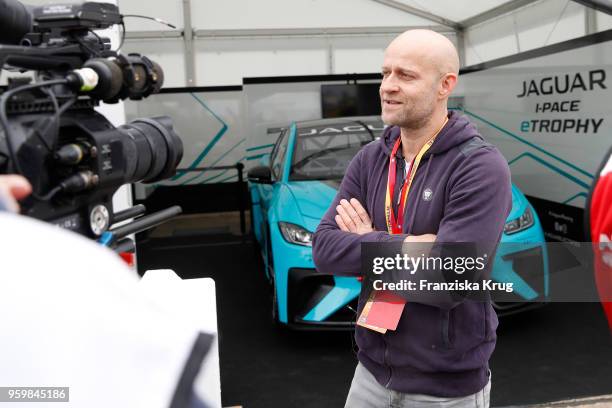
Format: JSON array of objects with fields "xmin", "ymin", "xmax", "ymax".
[{"xmin": 345, "ymin": 363, "xmax": 491, "ymax": 408}]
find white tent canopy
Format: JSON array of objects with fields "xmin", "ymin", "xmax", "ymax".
[
  {"xmin": 114, "ymin": 0, "xmax": 612, "ymax": 86},
  {"xmin": 20, "ymin": 0, "xmax": 612, "ymax": 87}
]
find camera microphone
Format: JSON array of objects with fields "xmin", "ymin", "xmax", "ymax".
[
  {"xmin": 0, "ymin": 0, "xmax": 32, "ymax": 45},
  {"xmin": 82, "ymin": 58, "xmax": 124, "ymax": 101},
  {"xmin": 66, "ymin": 56, "xmax": 164, "ymax": 103},
  {"xmin": 65, "ymin": 59, "xmax": 123, "ymax": 101}
]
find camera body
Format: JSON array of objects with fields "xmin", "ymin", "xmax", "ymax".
[{"xmin": 0, "ymin": 1, "xmax": 183, "ymax": 238}]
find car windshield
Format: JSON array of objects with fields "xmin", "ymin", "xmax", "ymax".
[{"xmin": 290, "ymin": 121, "xmax": 384, "ymax": 181}]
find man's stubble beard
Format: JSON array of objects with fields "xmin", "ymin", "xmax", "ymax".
[{"xmin": 382, "ymin": 95, "xmax": 437, "ymax": 131}]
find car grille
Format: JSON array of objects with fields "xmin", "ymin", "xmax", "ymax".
[{"xmin": 493, "ymin": 245, "xmax": 547, "ymax": 314}]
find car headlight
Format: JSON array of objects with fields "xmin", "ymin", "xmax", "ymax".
[
  {"xmin": 278, "ymin": 222, "xmax": 313, "ymax": 246},
  {"xmin": 504, "ymin": 206, "xmax": 534, "ymax": 235}
]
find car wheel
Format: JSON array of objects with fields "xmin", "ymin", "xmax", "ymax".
[
  {"xmin": 270, "ymin": 274, "xmax": 287, "ymax": 329},
  {"xmin": 251, "ymin": 215, "xmax": 262, "ymax": 261},
  {"xmin": 264, "ymin": 225, "xmax": 283, "ymax": 328},
  {"xmin": 264, "ymin": 224, "xmax": 274, "ymax": 281},
  {"xmin": 271, "ymin": 278, "xmax": 278, "ymax": 322}
]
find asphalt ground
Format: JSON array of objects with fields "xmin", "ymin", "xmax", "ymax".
[{"xmin": 137, "ymin": 232, "xmax": 612, "ymax": 408}]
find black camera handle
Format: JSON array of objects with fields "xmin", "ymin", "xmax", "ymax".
[{"xmin": 98, "ymin": 205, "xmax": 182, "ymax": 250}]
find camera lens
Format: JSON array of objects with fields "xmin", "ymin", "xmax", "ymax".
[{"xmin": 119, "ymin": 116, "xmax": 183, "ymax": 183}]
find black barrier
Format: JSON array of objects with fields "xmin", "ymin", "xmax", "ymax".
[
  {"xmin": 133, "ymin": 162, "xmax": 249, "ymax": 236},
  {"xmin": 171, "ymin": 163, "xmax": 247, "ymax": 235}
]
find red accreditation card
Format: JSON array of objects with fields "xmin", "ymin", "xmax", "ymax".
[
  {"xmin": 357, "ymin": 290, "xmax": 406, "ymax": 332},
  {"xmin": 358, "ymin": 123, "xmax": 444, "ymax": 333},
  {"xmin": 357, "ymin": 291, "xmax": 387, "ymax": 334}
]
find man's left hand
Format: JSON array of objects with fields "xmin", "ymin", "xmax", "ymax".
[
  {"xmin": 335, "ymin": 198, "xmax": 374, "ymax": 235},
  {"xmin": 0, "ymin": 175, "xmax": 32, "ymax": 213}
]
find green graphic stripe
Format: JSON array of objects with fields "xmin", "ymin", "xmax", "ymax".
[
  {"xmin": 461, "ymin": 108, "xmax": 594, "ymax": 179},
  {"xmin": 246, "ymin": 143, "xmax": 274, "ymax": 152},
  {"xmin": 563, "ymin": 192, "xmax": 588, "ymax": 205},
  {"xmin": 507, "ymin": 152, "xmax": 590, "ymax": 189},
  {"xmin": 171, "ymin": 93, "xmax": 229, "ymax": 181},
  {"xmin": 180, "ymin": 138, "xmax": 246, "ymax": 185},
  {"xmin": 246, "ymin": 153, "xmax": 267, "ymax": 161}
]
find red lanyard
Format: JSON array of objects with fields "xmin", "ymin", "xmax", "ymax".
[
  {"xmin": 384, "ymin": 118, "xmax": 447, "ymax": 234},
  {"xmin": 386, "ymin": 138, "xmax": 415, "ymax": 234}
]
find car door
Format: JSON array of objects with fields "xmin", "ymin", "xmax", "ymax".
[
  {"xmin": 257, "ymin": 128, "xmax": 290, "ymax": 275},
  {"xmin": 259, "ymin": 128, "xmax": 289, "ymax": 216}
]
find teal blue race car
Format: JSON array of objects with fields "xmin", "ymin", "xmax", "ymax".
[{"xmin": 248, "ymin": 116, "xmax": 549, "ymax": 328}]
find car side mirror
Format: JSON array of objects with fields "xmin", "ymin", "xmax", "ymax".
[{"xmin": 248, "ymin": 166, "xmax": 273, "ymax": 184}]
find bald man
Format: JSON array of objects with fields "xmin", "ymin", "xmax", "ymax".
[{"xmin": 313, "ymin": 30, "xmax": 512, "ymax": 407}]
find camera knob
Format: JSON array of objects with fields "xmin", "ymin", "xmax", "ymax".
[{"xmin": 90, "ymin": 204, "xmax": 110, "ymax": 236}]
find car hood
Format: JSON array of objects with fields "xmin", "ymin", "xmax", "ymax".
[
  {"xmin": 286, "ymin": 180, "xmax": 340, "ymax": 225},
  {"xmin": 285, "ymin": 180, "xmax": 527, "ymax": 229}
]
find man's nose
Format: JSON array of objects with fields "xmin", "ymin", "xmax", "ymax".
[{"xmin": 380, "ymin": 75, "xmax": 399, "ymax": 94}]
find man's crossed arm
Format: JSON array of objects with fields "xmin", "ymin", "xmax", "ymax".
[{"xmin": 334, "ymin": 197, "xmax": 435, "ymax": 243}]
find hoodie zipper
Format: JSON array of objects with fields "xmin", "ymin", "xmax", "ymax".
[
  {"xmin": 382, "ymin": 154, "xmax": 434, "ymax": 389},
  {"xmin": 396, "ymin": 160, "xmax": 406, "ymax": 207},
  {"xmin": 382, "ymin": 158, "xmax": 402, "ymax": 389},
  {"xmin": 383, "ymin": 155, "xmax": 404, "ymax": 389},
  {"xmin": 383, "ymin": 335, "xmax": 393, "ymax": 388}
]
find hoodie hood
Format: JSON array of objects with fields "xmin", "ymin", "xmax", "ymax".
[{"xmin": 381, "ymin": 110, "xmax": 481, "ymax": 158}]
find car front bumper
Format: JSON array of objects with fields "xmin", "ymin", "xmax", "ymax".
[{"xmin": 284, "ymin": 268, "xmax": 361, "ymax": 329}]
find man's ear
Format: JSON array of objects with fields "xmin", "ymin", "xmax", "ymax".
[{"xmin": 439, "ymin": 73, "xmax": 458, "ymax": 99}]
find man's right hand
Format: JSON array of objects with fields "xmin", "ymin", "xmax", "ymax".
[
  {"xmin": 0, "ymin": 175, "xmax": 32, "ymax": 213},
  {"xmin": 335, "ymin": 198, "xmax": 375, "ymax": 235}
]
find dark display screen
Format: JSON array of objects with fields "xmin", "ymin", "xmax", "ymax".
[{"xmin": 321, "ymin": 83, "xmax": 381, "ymax": 118}]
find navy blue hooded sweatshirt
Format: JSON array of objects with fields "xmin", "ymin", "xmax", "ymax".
[{"xmin": 312, "ymin": 110, "xmax": 512, "ymax": 398}]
